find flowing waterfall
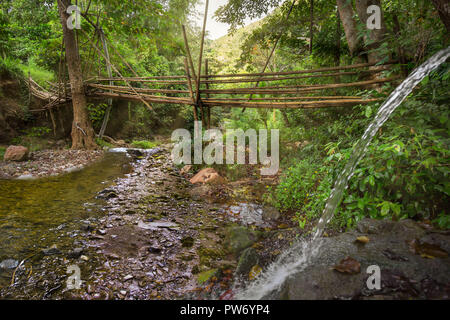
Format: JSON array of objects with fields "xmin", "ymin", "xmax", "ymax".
[{"xmin": 236, "ymin": 47, "xmax": 450, "ymax": 300}]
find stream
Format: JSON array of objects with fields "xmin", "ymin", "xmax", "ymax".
[
  {"xmin": 0, "ymin": 146, "xmax": 279, "ymax": 299},
  {"xmin": 0, "ymin": 152, "xmax": 131, "ymax": 288}
]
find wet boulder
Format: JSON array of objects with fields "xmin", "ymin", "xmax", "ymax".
[
  {"xmin": 0, "ymin": 259, "xmax": 19, "ymax": 270},
  {"xmin": 3, "ymin": 145, "xmax": 28, "ymax": 162},
  {"xmin": 67, "ymin": 248, "xmax": 84, "ymax": 259},
  {"xmin": 224, "ymin": 226, "xmax": 260, "ymax": 256},
  {"xmin": 235, "ymin": 247, "xmax": 260, "ymax": 278},
  {"xmin": 269, "ymin": 219, "xmax": 450, "ymax": 300},
  {"xmin": 42, "ymin": 245, "xmax": 61, "ymax": 256}
]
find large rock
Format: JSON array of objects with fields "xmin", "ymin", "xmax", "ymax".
[
  {"xmin": 3, "ymin": 145, "xmax": 28, "ymax": 161},
  {"xmin": 268, "ymin": 219, "xmax": 450, "ymax": 300},
  {"xmin": 224, "ymin": 226, "xmax": 260, "ymax": 256},
  {"xmin": 236, "ymin": 247, "xmax": 260, "ymax": 278},
  {"xmin": 190, "ymin": 168, "xmax": 226, "ymax": 185},
  {"xmin": 0, "ymin": 259, "xmax": 19, "ymax": 270}
]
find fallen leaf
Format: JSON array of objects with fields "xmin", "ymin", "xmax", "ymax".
[
  {"xmin": 333, "ymin": 256, "xmax": 361, "ymax": 274},
  {"xmin": 356, "ymin": 236, "xmax": 370, "ymax": 244},
  {"xmin": 249, "ymin": 265, "xmax": 262, "ymax": 280}
]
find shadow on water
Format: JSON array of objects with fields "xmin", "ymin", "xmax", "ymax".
[{"xmin": 0, "ymin": 152, "xmax": 130, "ymax": 263}]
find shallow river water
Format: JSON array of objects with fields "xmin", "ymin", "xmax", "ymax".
[{"xmin": 0, "ymin": 152, "xmax": 129, "ymax": 278}]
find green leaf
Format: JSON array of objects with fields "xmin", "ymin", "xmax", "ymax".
[{"xmin": 379, "ymin": 202, "xmax": 390, "ymax": 216}]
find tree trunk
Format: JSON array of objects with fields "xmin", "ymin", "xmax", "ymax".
[
  {"xmin": 431, "ymin": 0, "xmax": 450, "ymax": 34},
  {"xmin": 355, "ymin": 0, "xmax": 387, "ymax": 64},
  {"xmin": 57, "ymin": 0, "xmax": 97, "ymax": 149},
  {"xmin": 336, "ymin": 0, "xmax": 362, "ymax": 58}
]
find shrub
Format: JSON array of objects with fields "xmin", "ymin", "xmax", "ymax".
[{"xmin": 131, "ymin": 140, "xmax": 159, "ymax": 149}]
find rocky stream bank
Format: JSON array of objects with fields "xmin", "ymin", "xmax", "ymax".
[{"xmin": 0, "ymin": 146, "xmax": 448, "ymax": 300}]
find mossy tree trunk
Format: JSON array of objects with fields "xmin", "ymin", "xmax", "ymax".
[{"xmin": 57, "ymin": 0, "xmax": 97, "ymax": 149}]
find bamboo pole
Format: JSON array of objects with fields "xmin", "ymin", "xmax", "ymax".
[
  {"xmin": 181, "ymin": 25, "xmax": 197, "ymax": 81},
  {"xmin": 203, "ymin": 96, "xmax": 362, "ymax": 101},
  {"xmin": 196, "ymin": 0, "xmax": 209, "ymax": 127},
  {"xmin": 184, "ymin": 58, "xmax": 198, "ymax": 121},
  {"xmin": 92, "ymin": 65, "xmax": 391, "ymax": 84},
  {"xmin": 95, "ymin": 78, "xmax": 189, "ymax": 85},
  {"xmin": 87, "ymin": 83, "xmax": 189, "ymax": 94},
  {"xmin": 98, "ymin": 28, "xmax": 113, "ymax": 139},
  {"xmin": 198, "ymin": 62, "xmax": 394, "ymax": 78},
  {"xmin": 202, "ymin": 98, "xmax": 381, "ymax": 109},
  {"xmin": 92, "ymin": 92, "xmax": 192, "ymax": 105},
  {"xmin": 95, "ymin": 75, "xmax": 188, "ymax": 80},
  {"xmin": 205, "ymin": 59, "xmax": 211, "ymax": 129},
  {"xmin": 89, "ymin": 88, "xmax": 192, "ymax": 102},
  {"xmin": 49, "ymin": 108, "xmax": 57, "ymax": 137},
  {"xmin": 202, "ymin": 77, "xmax": 399, "ymax": 94}
]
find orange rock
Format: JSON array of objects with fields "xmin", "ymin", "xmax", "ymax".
[
  {"xmin": 190, "ymin": 168, "xmax": 226, "ymax": 185},
  {"xmin": 4, "ymin": 145, "xmax": 28, "ymax": 162},
  {"xmin": 180, "ymin": 165, "xmax": 192, "ymax": 175}
]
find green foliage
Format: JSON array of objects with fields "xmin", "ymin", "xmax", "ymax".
[
  {"xmin": 23, "ymin": 126, "xmax": 51, "ymax": 138},
  {"xmin": 87, "ymin": 103, "xmax": 109, "ymax": 130},
  {"xmin": 17, "ymin": 60, "xmax": 54, "ymax": 85},
  {"xmin": 267, "ymin": 93, "xmax": 449, "ymax": 231},
  {"xmin": 10, "ymin": 126, "xmax": 52, "ymax": 152},
  {"xmin": 269, "ymin": 160, "xmax": 332, "ymax": 228},
  {"xmin": 0, "ymin": 146, "xmax": 6, "ymax": 159},
  {"xmin": 95, "ymin": 138, "xmax": 114, "ymax": 149},
  {"xmin": 0, "ymin": 56, "xmax": 24, "ymax": 79},
  {"xmin": 131, "ymin": 140, "xmax": 159, "ymax": 149},
  {"xmin": 434, "ymin": 213, "xmax": 450, "ymax": 230}
]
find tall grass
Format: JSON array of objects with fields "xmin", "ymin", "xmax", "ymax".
[
  {"xmin": 17, "ymin": 61, "xmax": 54, "ymax": 86},
  {"xmin": 0, "ymin": 56, "xmax": 54, "ymax": 87},
  {"xmin": 0, "ymin": 56, "xmax": 24, "ymax": 79}
]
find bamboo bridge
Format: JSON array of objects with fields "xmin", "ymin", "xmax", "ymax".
[
  {"xmin": 26, "ymin": 0, "xmax": 400, "ymax": 132},
  {"xmin": 28, "ymin": 61, "xmax": 397, "ymax": 111}
]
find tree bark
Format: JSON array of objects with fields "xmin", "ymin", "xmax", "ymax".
[
  {"xmin": 355, "ymin": 0, "xmax": 387, "ymax": 64},
  {"xmin": 336, "ymin": 0, "xmax": 362, "ymax": 58},
  {"xmin": 57, "ymin": 0, "xmax": 97, "ymax": 149},
  {"xmin": 431, "ymin": 0, "xmax": 450, "ymax": 34}
]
